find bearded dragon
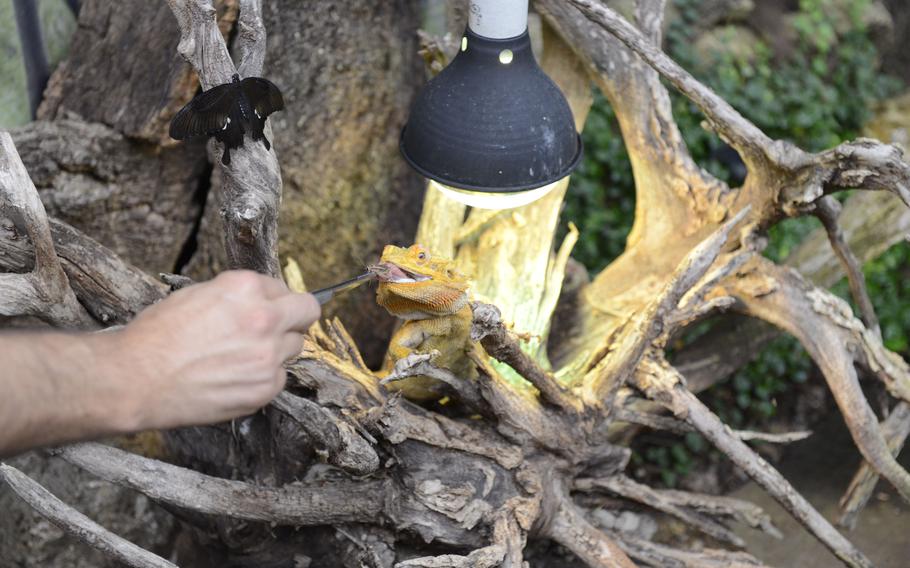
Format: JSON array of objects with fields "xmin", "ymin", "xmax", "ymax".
[{"xmin": 371, "ymin": 244, "xmax": 475, "ymax": 400}]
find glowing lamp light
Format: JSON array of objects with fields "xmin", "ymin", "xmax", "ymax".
[
  {"xmin": 429, "ymin": 179, "xmax": 563, "ymax": 210},
  {"xmin": 400, "ymin": 0, "xmax": 582, "ymax": 210}
]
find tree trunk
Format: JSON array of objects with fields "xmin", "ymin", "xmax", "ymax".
[{"xmin": 185, "ymin": 0, "xmax": 426, "ymax": 366}]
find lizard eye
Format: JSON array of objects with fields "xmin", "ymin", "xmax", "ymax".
[{"xmin": 417, "ymin": 251, "xmax": 427, "ymax": 260}]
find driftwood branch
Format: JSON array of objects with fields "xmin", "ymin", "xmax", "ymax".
[
  {"xmin": 565, "ymin": 0, "xmax": 773, "ymax": 169},
  {"xmin": 677, "ymin": 191, "xmax": 910, "ymax": 394},
  {"xmin": 0, "ymin": 464, "xmax": 177, "ymax": 568},
  {"xmin": 471, "ymin": 302, "xmax": 580, "ymax": 412},
  {"xmin": 614, "ymin": 400, "xmax": 810, "ymax": 444},
  {"xmin": 395, "ymin": 506, "xmax": 525, "ymax": 568},
  {"xmin": 838, "ymin": 401, "xmax": 910, "ymax": 529},
  {"xmin": 395, "ymin": 549, "xmax": 504, "ymax": 568},
  {"xmin": 816, "ymin": 196, "xmax": 881, "ymax": 337},
  {"xmin": 634, "ymin": 357, "xmax": 874, "ymax": 568},
  {"xmin": 651, "ymin": 487, "xmax": 782, "ymax": 538},
  {"xmin": 564, "ymin": 0, "xmax": 910, "ymax": 221},
  {"xmin": 166, "ymin": 0, "xmax": 282, "ymax": 276},
  {"xmin": 0, "ymin": 132, "xmax": 96, "ymax": 328},
  {"xmin": 53, "ymin": 443, "xmax": 384, "ymax": 525},
  {"xmin": 271, "ymin": 390, "xmax": 379, "ymax": 475},
  {"xmin": 582, "ymin": 207, "xmax": 749, "ymax": 406},
  {"xmin": 545, "ymin": 488, "xmax": 636, "ymax": 568},
  {"xmin": 0, "ymin": 215, "xmax": 166, "ymax": 325},
  {"xmin": 576, "ymin": 475, "xmax": 747, "ymax": 547},
  {"xmin": 724, "ymin": 258, "xmax": 910, "ymax": 502},
  {"xmin": 577, "ymin": 469, "xmax": 784, "ymax": 541},
  {"xmin": 235, "ymin": 0, "xmax": 266, "ymax": 78},
  {"xmin": 617, "ymin": 535, "xmax": 770, "ymax": 568},
  {"xmin": 1, "ymin": 0, "xmax": 903, "ymax": 565},
  {"xmin": 467, "ymin": 349, "xmax": 586, "ymax": 456}
]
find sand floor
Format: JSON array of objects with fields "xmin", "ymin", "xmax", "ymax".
[{"xmin": 730, "ymin": 411, "xmax": 910, "ymax": 567}]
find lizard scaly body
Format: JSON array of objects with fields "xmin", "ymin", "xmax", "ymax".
[{"xmin": 371, "ymin": 244, "xmax": 475, "ymax": 400}]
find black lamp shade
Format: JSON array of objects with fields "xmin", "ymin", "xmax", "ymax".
[{"xmin": 400, "ymin": 28, "xmax": 582, "ymax": 193}]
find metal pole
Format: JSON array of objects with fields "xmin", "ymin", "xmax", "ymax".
[{"xmin": 12, "ymin": 0, "xmax": 49, "ymax": 119}]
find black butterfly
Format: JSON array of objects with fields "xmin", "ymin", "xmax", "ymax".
[{"xmin": 169, "ymin": 74, "xmax": 284, "ymax": 166}]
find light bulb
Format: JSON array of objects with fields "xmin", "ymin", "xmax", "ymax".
[{"xmin": 430, "ymin": 179, "xmax": 562, "ymax": 210}]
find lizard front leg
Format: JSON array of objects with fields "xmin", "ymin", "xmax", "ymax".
[
  {"xmin": 378, "ymin": 321, "xmax": 430, "ymax": 377},
  {"xmin": 379, "ymin": 321, "xmax": 452, "ymax": 401},
  {"xmin": 387, "ymin": 322, "xmax": 429, "ymax": 362}
]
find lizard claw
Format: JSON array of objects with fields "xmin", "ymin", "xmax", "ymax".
[{"xmin": 381, "ymin": 351, "xmax": 441, "ymax": 384}]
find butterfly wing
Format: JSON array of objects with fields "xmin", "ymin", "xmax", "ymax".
[
  {"xmin": 169, "ymin": 82, "xmax": 239, "ymax": 140},
  {"xmin": 240, "ymin": 77, "xmax": 285, "ymax": 118},
  {"xmin": 240, "ymin": 77, "xmax": 284, "ymax": 142},
  {"xmin": 213, "ymin": 104, "xmax": 247, "ymax": 165}
]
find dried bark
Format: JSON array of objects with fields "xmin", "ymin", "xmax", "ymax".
[
  {"xmin": 0, "ymin": 132, "xmax": 94, "ymax": 328},
  {"xmin": 19, "ymin": 0, "xmax": 238, "ymax": 274},
  {"xmin": 186, "ymin": 0, "xmax": 427, "ymax": 366},
  {"xmin": 10, "ymin": 120, "xmax": 207, "ymax": 275},
  {"xmin": 38, "ymin": 0, "xmax": 233, "ymax": 145},
  {"xmin": 0, "ymin": 464, "xmax": 176, "ymax": 568}
]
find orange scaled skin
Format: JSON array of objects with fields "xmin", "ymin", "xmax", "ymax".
[{"xmin": 373, "ymin": 244, "xmax": 475, "ymax": 400}]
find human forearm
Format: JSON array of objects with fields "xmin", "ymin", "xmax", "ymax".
[
  {"xmin": 0, "ymin": 271, "xmax": 320, "ymax": 458},
  {"xmin": 0, "ymin": 331, "xmax": 132, "ymax": 458}
]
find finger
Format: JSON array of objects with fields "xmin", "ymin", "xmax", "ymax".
[
  {"xmin": 215, "ymin": 270, "xmax": 289, "ymax": 299},
  {"xmin": 273, "ymin": 293, "xmax": 321, "ymax": 333},
  {"xmin": 259, "ymin": 276, "xmax": 291, "ymax": 300},
  {"xmin": 278, "ymin": 331, "xmax": 305, "ymax": 361},
  {"xmin": 274, "ymin": 367, "xmax": 289, "ymax": 389}
]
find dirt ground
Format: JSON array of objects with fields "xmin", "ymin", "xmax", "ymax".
[{"xmin": 730, "ymin": 411, "xmax": 910, "ymax": 568}]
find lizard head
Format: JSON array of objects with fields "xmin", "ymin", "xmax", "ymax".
[{"xmin": 370, "ymin": 244, "xmax": 470, "ymax": 319}]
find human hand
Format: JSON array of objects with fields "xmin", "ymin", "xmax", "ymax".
[{"xmin": 107, "ymin": 270, "xmax": 320, "ymax": 431}]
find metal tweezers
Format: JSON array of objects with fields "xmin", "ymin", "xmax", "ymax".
[{"xmin": 311, "ymin": 272, "xmax": 375, "ymax": 305}]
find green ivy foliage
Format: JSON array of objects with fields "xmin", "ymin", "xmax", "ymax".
[{"xmin": 562, "ymin": 0, "xmax": 905, "ymax": 486}]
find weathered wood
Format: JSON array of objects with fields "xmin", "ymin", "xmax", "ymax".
[
  {"xmin": 0, "ymin": 451, "xmax": 176, "ymax": 568},
  {"xmin": 38, "ymin": 0, "xmax": 236, "ymax": 145},
  {"xmin": 581, "ymin": 208, "xmax": 749, "ymax": 406},
  {"xmin": 0, "ymin": 132, "xmax": 95, "ymax": 328},
  {"xmin": 538, "ymin": 0, "xmax": 735, "ymax": 369},
  {"xmin": 220, "ymin": 0, "xmax": 425, "ymax": 365},
  {"xmin": 54, "ymin": 443, "xmax": 384, "ymax": 526},
  {"xmin": 11, "ymin": 120, "xmax": 207, "ymax": 274},
  {"xmin": 271, "ymin": 390, "xmax": 379, "ymax": 475},
  {"xmin": 839, "ymin": 401, "xmax": 910, "ymax": 529},
  {"xmin": 471, "ymin": 302, "xmax": 580, "ymax": 412},
  {"xmin": 167, "ymin": 0, "xmax": 282, "ymax": 277},
  {"xmin": 545, "ymin": 482, "xmax": 637, "ymax": 568},
  {"xmin": 0, "ymin": 464, "xmax": 176, "ymax": 568},
  {"xmin": 635, "ymin": 357, "xmax": 874, "ymax": 568},
  {"xmin": 724, "ymin": 258, "xmax": 910, "ymax": 501},
  {"xmin": 0, "ymin": 216, "xmax": 166, "ymax": 324},
  {"xmin": 3, "ymin": 1, "xmax": 908, "ymax": 566},
  {"xmin": 815, "ymin": 196, "xmax": 881, "ymax": 337},
  {"xmin": 676, "ymin": 190, "xmax": 910, "ymax": 393},
  {"xmin": 617, "ymin": 535, "xmax": 770, "ymax": 568},
  {"xmin": 577, "ymin": 475, "xmax": 747, "ymax": 547}
]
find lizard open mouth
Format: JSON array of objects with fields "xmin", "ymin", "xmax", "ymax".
[{"xmin": 369, "ymin": 262, "xmax": 432, "ymax": 284}]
